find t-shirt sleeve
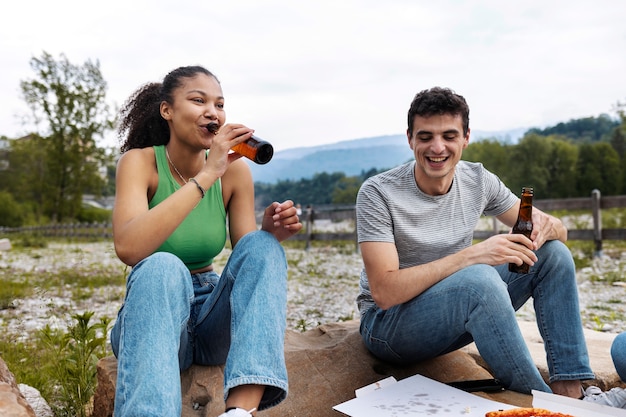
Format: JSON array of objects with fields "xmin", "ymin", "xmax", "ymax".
[
  {"xmin": 356, "ymin": 179, "xmax": 396, "ymax": 244},
  {"xmin": 482, "ymin": 168, "xmax": 518, "ymax": 216}
]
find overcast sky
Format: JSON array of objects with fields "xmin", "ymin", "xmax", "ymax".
[{"xmin": 1, "ymin": 0, "xmax": 625, "ymax": 151}]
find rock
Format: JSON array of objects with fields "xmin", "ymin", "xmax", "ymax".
[
  {"xmin": 4, "ymin": 319, "xmax": 621, "ymax": 417},
  {"xmin": 462, "ymin": 320, "xmax": 625, "ymax": 391},
  {"xmin": 94, "ymin": 321, "xmax": 534, "ymax": 417},
  {"xmin": 18, "ymin": 384, "xmax": 53, "ymax": 417},
  {"xmin": 0, "ymin": 357, "xmax": 36, "ymax": 417},
  {"xmin": 0, "ymin": 238, "xmax": 11, "ymax": 251}
]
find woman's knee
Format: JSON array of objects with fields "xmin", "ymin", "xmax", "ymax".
[
  {"xmin": 128, "ymin": 252, "xmax": 191, "ymax": 293},
  {"xmin": 240, "ymin": 230, "xmax": 282, "ymax": 252},
  {"xmin": 235, "ymin": 231, "xmax": 286, "ymax": 265}
]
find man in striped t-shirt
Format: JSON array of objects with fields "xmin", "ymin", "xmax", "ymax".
[{"xmin": 355, "ymin": 87, "xmax": 593, "ymax": 399}]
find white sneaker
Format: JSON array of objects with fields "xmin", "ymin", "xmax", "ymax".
[
  {"xmin": 582, "ymin": 386, "xmax": 626, "ymax": 408},
  {"xmin": 217, "ymin": 407, "xmax": 257, "ymax": 417}
]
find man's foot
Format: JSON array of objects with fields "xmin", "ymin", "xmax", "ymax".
[
  {"xmin": 550, "ymin": 380, "xmax": 584, "ymax": 398},
  {"xmin": 582, "ymin": 386, "xmax": 626, "ymax": 408}
]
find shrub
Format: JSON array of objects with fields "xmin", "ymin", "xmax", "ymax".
[
  {"xmin": 0, "ymin": 191, "xmax": 25, "ymax": 227},
  {"xmin": 76, "ymin": 206, "xmax": 112, "ymax": 224}
]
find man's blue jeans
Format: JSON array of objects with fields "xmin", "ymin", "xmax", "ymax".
[
  {"xmin": 360, "ymin": 240, "xmax": 594, "ymax": 394},
  {"xmin": 110, "ymin": 231, "xmax": 288, "ymax": 416}
]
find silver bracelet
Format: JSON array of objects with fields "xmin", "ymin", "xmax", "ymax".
[{"xmin": 189, "ymin": 178, "xmax": 206, "ymax": 198}]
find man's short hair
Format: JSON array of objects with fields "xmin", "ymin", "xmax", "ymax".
[{"xmin": 407, "ymin": 87, "xmax": 470, "ymax": 136}]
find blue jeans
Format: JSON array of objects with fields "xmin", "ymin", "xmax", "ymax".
[
  {"xmin": 360, "ymin": 240, "xmax": 594, "ymax": 394},
  {"xmin": 611, "ymin": 332, "xmax": 626, "ymax": 381},
  {"xmin": 110, "ymin": 231, "xmax": 288, "ymax": 417}
]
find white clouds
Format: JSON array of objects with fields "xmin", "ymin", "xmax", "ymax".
[{"xmin": 1, "ymin": 0, "xmax": 625, "ymax": 150}]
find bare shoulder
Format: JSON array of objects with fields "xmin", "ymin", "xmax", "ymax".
[
  {"xmin": 117, "ymin": 147, "xmax": 156, "ymax": 170},
  {"xmin": 222, "ymin": 158, "xmax": 252, "ymax": 187},
  {"xmin": 115, "ymin": 147, "xmax": 158, "ymax": 196}
]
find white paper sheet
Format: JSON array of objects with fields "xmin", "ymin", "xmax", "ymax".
[
  {"xmin": 333, "ymin": 374, "xmax": 516, "ymax": 416},
  {"xmin": 533, "ymin": 390, "xmax": 626, "ymax": 417}
]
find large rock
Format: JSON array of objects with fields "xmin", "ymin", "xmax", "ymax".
[
  {"xmin": 95, "ymin": 320, "xmax": 567, "ymax": 417},
  {"xmin": 0, "ymin": 357, "xmax": 36, "ymax": 417},
  {"xmin": 462, "ymin": 320, "xmax": 624, "ymax": 391}
]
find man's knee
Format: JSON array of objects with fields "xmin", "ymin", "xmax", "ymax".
[
  {"xmin": 537, "ymin": 240, "xmax": 575, "ymax": 271},
  {"xmin": 452, "ymin": 264, "xmax": 510, "ymax": 301}
]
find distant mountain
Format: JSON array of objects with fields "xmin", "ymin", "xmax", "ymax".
[{"xmin": 249, "ymin": 128, "xmax": 527, "ymax": 183}]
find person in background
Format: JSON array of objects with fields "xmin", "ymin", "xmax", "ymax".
[
  {"xmin": 110, "ymin": 65, "xmax": 302, "ymax": 417},
  {"xmin": 355, "ymin": 86, "xmax": 594, "ymax": 398},
  {"xmin": 613, "ymin": 332, "xmax": 626, "ymax": 382},
  {"xmin": 582, "ymin": 332, "xmax": 626, "ymax": 408}
]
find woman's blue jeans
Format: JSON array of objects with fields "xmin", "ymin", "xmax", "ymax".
[
  {"xmin": 360, "ymin": 240, "xmax": 594, "ymax": 394},
  {"xmin": 110, "ymin": 231, "xmax": 288, "ymax": 417},
  {"xmin": 611, "ymin": 332, "xmax": 626, "ymax": 381}
]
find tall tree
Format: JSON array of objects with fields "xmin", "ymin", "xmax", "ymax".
[
  {"xmin": 576, "ymin": 142, "xmax": 622, "ymax": 196},
  {"xmin": 615, "ymin": 99, "xmax": 626, "ymax": 193},
  {"xmin": 6, "ymin": 134, "xmax": 47, "ymax": 222},
  {"xmin": 526, "ymin": 114, "xmax": 618, "ymax": 143},
  {"xmin": 332, "ymin": 176, "xmax": 361, "ymax": 204},
  {"xmin": 19, "ymin": 52, "xmax": 115, "ymax": 222},
  {"xmin": 462, "ymin": 139, "xmax": 512, "ymax": 185},
  {"xmin": 507, "ymin": 134, "xmax": 552, "ymax": 199},
  {"xmin": 544, "ymin": 138, "xmax": 579, "ymax": 198}
]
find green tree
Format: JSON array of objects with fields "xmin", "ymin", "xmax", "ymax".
[
  {"xmin": 610, "ymin": 126, "xmax": 626, "ymax": 160},
  {"xmin": 526, "ymin": 114, "xmax": 618, "ymax": 143},
  {"xmin": 19, "ymin": 52, "xmax": 115, "ymax": 222},
  {"xmin": 544, "ymin": 138, "xmax": 579, "ymax": 198},
  {"xmin": 5, "ymin": 134, "xmax": 48, "ymax": 222},
  {"xmin": 610, "ymin": 99, "xmax": 626, "ymax": 193},
  {"xmin": 507, "ymin": 134, "xmax": 552, "ymax": 198},
  {"xmin": 463, "ymin": 139, "xmax": 512, "ymax": 185},
  {"xmin": 332, "ymin": 176, "xmax": 361, "ymax": 204},
  {"xmin": 576, "ymin": 142, "xmax": 622, "ymax": 196},
  {"xmin": 0, "ymin": 191, "xmax": 25, "ymax": 227},
  {"xmin": 609, "ymin": 128, "xmax": 626, "ymax": 194}
]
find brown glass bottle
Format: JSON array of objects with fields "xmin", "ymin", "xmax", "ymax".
[
  {"xmin": 509, "ymin": 187, "xmax": 534, "ymax": 273},
  {"xmin": 231, "ymin": 136, "xmax": 274, "ymax": 165}
]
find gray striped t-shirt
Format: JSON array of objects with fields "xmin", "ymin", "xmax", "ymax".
[{"xmin": 355, "ymin": 160, "xmax": 518, "ymax": 315}]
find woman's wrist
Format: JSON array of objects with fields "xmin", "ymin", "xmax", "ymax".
[
  {"xmin": 191, "ymin": 171, "xmax": 217, "ymax": 193},
  {"xmin": 189, "ymin": 178, "xmax": 206, "ymax": 198}
]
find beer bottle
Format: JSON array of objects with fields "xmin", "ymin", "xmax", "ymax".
[
  {"xmin": 509, "ymin": 187, "xmax": 534, "ymax": 273},
  {"xmin": 231, "ymin": 135, "xmax": 274, "ymax": 165}
]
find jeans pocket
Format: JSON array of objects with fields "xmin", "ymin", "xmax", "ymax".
[{"xmin": 362, "ymin": 324, "xmax": 403, "ymax": 362}]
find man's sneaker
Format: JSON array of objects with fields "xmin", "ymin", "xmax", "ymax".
[
  {"xmin": 217, "ymin": 407, "xmax": 257, "ymax": 417},
  {"xmin": 582, "ymin": 386, "xmax": 626, "ymax": 408}
]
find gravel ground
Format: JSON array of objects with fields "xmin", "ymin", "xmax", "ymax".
[{"xmin": 0, "ymin": 235, "xmax": 625, "ymax": 342}]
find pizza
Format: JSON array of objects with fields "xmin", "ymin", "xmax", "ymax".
[{"xmin": 485, "ymin": 408, "xmax": 575, "ymax": 417}]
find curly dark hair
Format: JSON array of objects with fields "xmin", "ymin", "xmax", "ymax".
[
  {"xmin": 118, "ymin": 66, "xmax": 218, "ymax": 153},
  {"xmin": 407, "ymin": 87, "xmax": 470, "ymax": 137}
]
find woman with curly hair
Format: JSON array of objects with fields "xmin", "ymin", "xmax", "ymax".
[{"xmin": 109, "ymin": 65, "xmax": 301, "ymax": 417}]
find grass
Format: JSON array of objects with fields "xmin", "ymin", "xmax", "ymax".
[
  {"xmin": 0, "ymin": 235, "xmax": 124, "ymax": 416},
  {"xmin": 0, "ymin": 313, "xmax": 110, "ymax": 417},
  {"xmin": 0, "ymin": 279, "xmax": 30, "ymax": 309}
]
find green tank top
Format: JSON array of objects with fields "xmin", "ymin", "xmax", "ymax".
[{"xmin": 149, "ymin": 145, "xmax": 227, "ymax": 270}]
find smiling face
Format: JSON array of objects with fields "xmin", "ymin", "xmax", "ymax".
[
  {"xmin": 160, "ymin": 73, "xmax": 225, "ymax": 150},
  {"xmin": 407, "ymin": 113, "xmax": 470, "ymax": 195}
]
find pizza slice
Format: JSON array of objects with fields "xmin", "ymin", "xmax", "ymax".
[{"xmin": 485, "ymin": 408, "xmax": 575, "ymax": 417}]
